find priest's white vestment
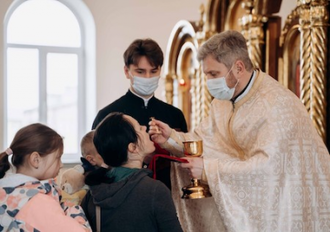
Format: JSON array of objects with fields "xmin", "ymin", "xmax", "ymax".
[{"xmin": 166, "ymin": 70, "xmax": 330, "ymax": 232}]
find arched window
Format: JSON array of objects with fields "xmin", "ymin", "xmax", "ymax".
[{"xmin": 4, "ymin": 0, "xmax": 96, "ymax": 163}]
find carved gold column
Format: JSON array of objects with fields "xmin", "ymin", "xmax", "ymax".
[
  {"xmin": 195, "ymin": 4, "xmax": 213, "ymax": 125},
  {"xmin": 298, "ymin": 0, "xmax": 328, "ymax": 141},
  {"xmin": 310, "ymin": 0, "xmax": 328, "ymax": 140},
  {"xmin": 239, "ymin": 0, "xmax": 266, "ymax": 69},
  {"xmin": 298, "ymin": 2, "xmax": 312, "ymax": 114}
]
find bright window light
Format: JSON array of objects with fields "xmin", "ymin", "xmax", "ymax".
[
  {"xmin": 7, "ymin": 0, "xmax": 81, "ymax": 47},
  {"xmin": 7, "ymin": 48, "xmax": 39, "ymax": 141},
  {"xmin": 47, "ymin": 53, "xmax": 78, "ymax": 154},
  {"xmin": 5, "ymin": 0, "xmax": 88, "ymax": 163}
]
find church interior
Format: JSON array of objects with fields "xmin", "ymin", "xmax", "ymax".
[
  {"xmin": 1, "ymin": 0, "xmax": 328, "ymax": 149},
  {"xmin": 0, "ymin": 0, "xmax": 330, "ymax": 231}
]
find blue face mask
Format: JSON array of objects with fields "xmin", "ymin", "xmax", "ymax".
[
  {"xmin": 131, "ymin": 75, "xmax": 160, "ymax": 96},
  {"xmin": 206, "ymin": 68, "xmax": 239, "ymax": 100}
]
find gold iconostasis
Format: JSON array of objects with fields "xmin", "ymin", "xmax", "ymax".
[{"xmin": 163, "ymin": 0, "xmax": 330, "ymax": 148}]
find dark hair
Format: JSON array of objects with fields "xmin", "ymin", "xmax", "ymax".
[
  {"xmin": 0, "ymin": 123, "xmax": 63, "ymax": 178},
  {"xmin": 85, "ymin": 112, "xmax": 140, "ymax": 186},
  {"xmin": 123, "ymin": 38, "xmax": 164, "ymax": 68},
  {"xmin": 94, "ymin": 112, "xmax": 138, "ymax": 167}
]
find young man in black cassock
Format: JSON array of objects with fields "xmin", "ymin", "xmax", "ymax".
[{"xmin": 92, "ymin": 38, "xmax": 188, "ymax": 189}]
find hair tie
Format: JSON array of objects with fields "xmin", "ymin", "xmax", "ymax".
[{"xmin": 5, "ymin": 148, "xmax": 13, "ymax": 156}]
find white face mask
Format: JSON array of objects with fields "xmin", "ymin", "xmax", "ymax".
[
  {"xmin": 131, "ymin": 75, "xmax": 160, "ymax": 96},
  {"xmin": 206, "ymin": 68, "xmax": 239, "ymax": 100}
]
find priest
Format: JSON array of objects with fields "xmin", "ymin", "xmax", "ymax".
[{"xmin": 149, "ymin": 30, "xmax": 330, "ymax": 232}]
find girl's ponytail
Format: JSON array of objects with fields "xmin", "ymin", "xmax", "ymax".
[{"xmin": 0, "ymin": 150, "xmax": 11, "ymax": 178}]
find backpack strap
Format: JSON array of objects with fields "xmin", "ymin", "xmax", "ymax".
[{"xmin": 96, "ymin": 205, "xmax": 101, "ymax": 232}]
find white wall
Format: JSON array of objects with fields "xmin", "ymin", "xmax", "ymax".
[
  {"xmin": 0, "ymin": 0, "xmax": 298, "ymax": 149},
  {"xmin": 277, "ymin": 0, "xmax": 297, "ymax": 28}
]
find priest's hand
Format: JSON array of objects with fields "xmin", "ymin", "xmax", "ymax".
[
  {"xmin": 149, "ymin": 118, "xmax": 172, "ymax": 144},
  {"xmin": 180, "ymin": 157, "xmax": 204, "ymax": 179}
]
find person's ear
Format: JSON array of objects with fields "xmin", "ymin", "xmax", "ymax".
[
  {"xmin": 127, "ymin": 143, "xmax": 137, "ymax": 153},
  {"xmin": 235, "ymin": 60, "xmax": 245, "ymax": 75},
  {"xmin": 29, "ymin": 151, "xmax": 41, "ymax": 169},
  {"xmin": 86, "ymin": 155, "xmax": 97, "ymax": 166}
]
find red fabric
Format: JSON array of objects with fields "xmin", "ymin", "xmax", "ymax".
[
  {"xmin": 149, "ymin": 154, "xmax": 188, "ymax": 180},
  {"xmin": 154, "ymin": 142, "xmax": 170, "ymax": 155}
]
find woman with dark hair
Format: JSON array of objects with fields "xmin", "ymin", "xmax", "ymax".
[
  {"xmin": 0, "ymin": 123, "xmax": 91, "ymax": 232},
  {"xmin": 81, "ymin": 112, "xmax": 182, "ymax": 232}
]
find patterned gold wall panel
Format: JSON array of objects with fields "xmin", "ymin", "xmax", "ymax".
[
  {"xmin": 279, "ymin": 8, "xmax": 300, "ymax": 96},
  {"xmin": 164, "ymin": 20, "xmax": 212, "ymax": 130},
  {"xmin": 279, "ymin": 0, "xmax": 329, "ymax": 142}
]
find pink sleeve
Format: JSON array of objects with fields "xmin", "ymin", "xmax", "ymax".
[{"xmin": 16, "ymin": 193, "xmax": 91, "ymax": 232}]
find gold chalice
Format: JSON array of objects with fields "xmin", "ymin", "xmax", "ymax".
[{"xmin": 181, "ymin": 140, "xmax": 212, "ymax": 199}]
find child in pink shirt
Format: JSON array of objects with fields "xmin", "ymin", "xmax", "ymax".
[{"xmin": 0, "ymin": 123, "xmax": 91, "ymax": 232}]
